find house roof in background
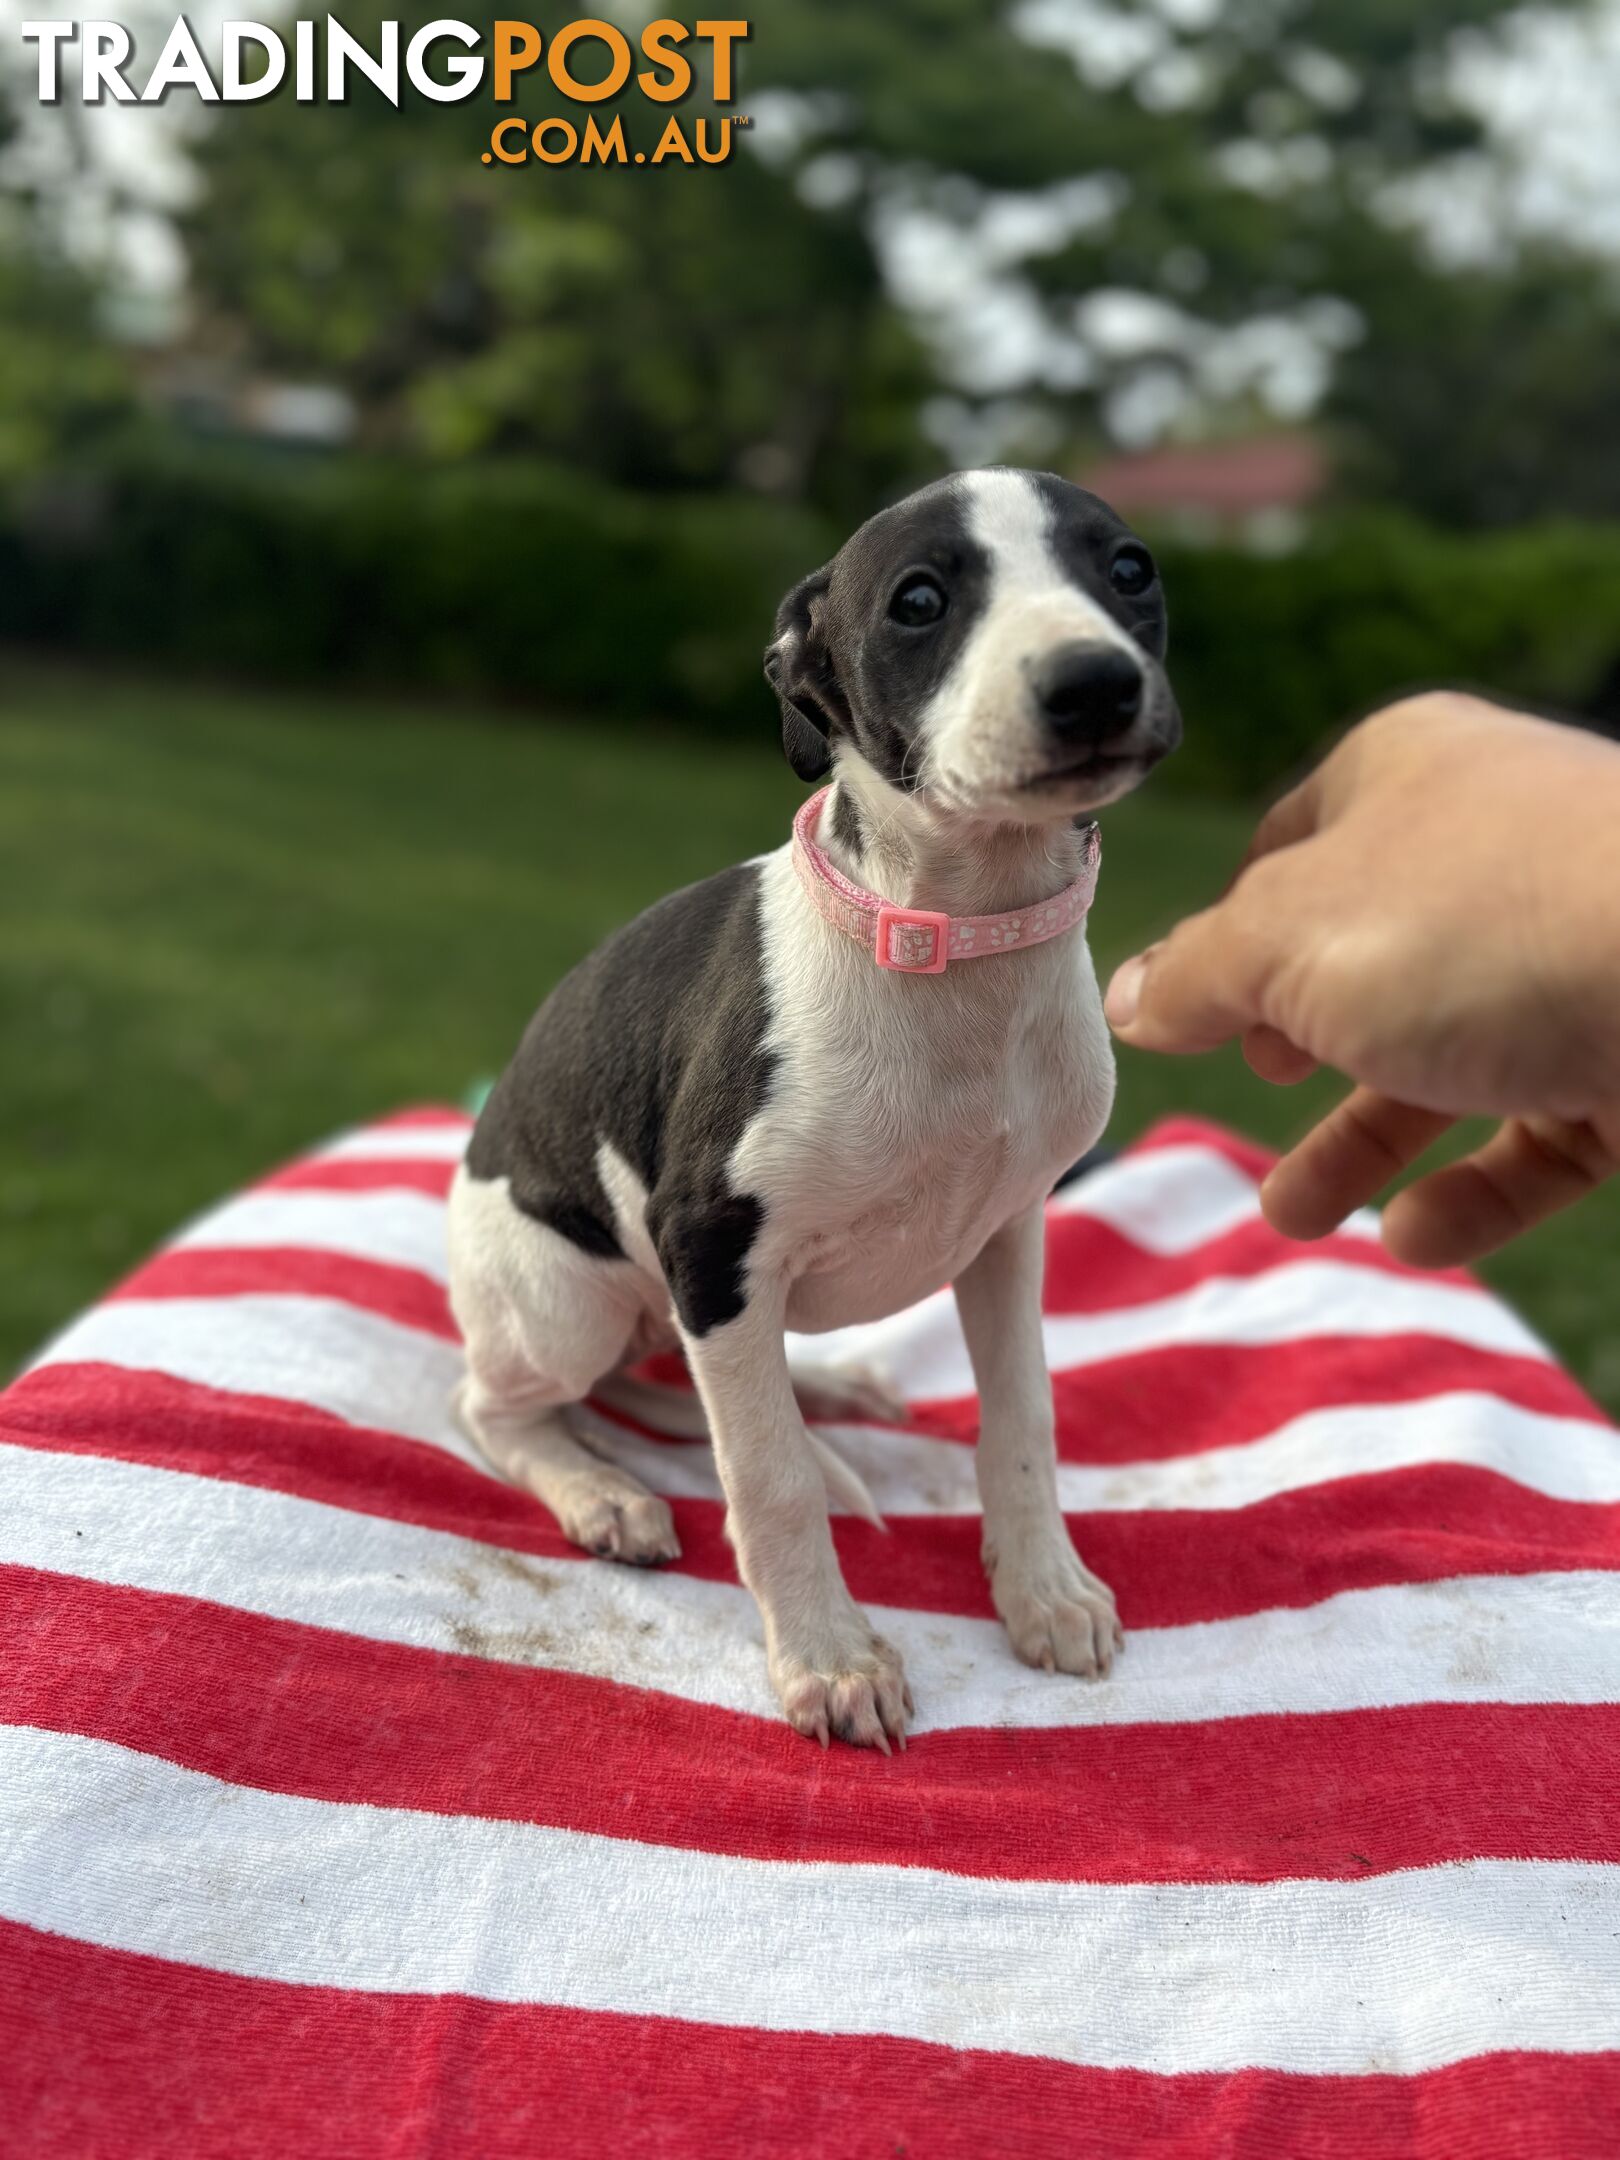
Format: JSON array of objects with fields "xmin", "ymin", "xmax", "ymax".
[{"xmin": 1080, "ymin": 435, "xmax": 1327, "ymax": 517}]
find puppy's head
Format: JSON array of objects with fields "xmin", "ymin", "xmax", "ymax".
[{"xmin": 766, "ymin": 467, "xmax": 1180, "ymax": 821}]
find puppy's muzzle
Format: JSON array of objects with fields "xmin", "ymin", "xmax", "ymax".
[
  {"xmin": 1034, "ymin": 642, "xmax": 1144, "ymax": 744},
  {"xmin": 1028, "ymin": 641, "xmax": 1179, "ymax": 778}
]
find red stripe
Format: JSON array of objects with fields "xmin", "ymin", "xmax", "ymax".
[
  {"xmin": 834, "ymin": 1467, "xmax": 1620, "ymax": 1626},
  {"xmin": 6, "ymin": 1115, "xmax": 1615, "ymax": 2156},
  {"xmin": 105, "ymin": 1212, "xmax": 1482, "ymax": 1353},
  {"xmin": 109, "ymin": 1248, "xmax": 458, "ymax": 1339},
  {"xmin": 199, "ymin": 1117, "xmax": 1465, "ymax": 1318},
  {"xmin": 253, "ymin": 1117, "xmax": 1260, "ymax": 1209},
  {"xmin": 8, "ymin": 1365, "xmax": 1619, "ymax": 1628},
  {"xmin": 8, "ymin": 1566, "xmax": 1619, "ymax": 1885},
  {"xmin": 917, "ymin": 1335, "xmax": 1601, "ymax": 1457},
  {"xmin": 1043, "ymin": 1209, "xmax": 1479, "ymax": 1307},
  {"xmin": 258, "ymin": 1157, "xmax": 457, "ymax": 1196},
  {"xmin": 359, "ymin": 1106, "xmax": 471, "ymax": 1131},
  {"xmin": 88, "ymin": 1126, "xmax": 1493, "ymax": 1404},
  {"xmin": 32, "ymin": 1320, "xmax": 1604, "ymax": 1482},
  {"xmin": 3, "ymin": 1921, "xmax": 1615, "ymax": 2160},
  {"xmin": 9, "ymin": 1359, "xmax": 1616, "ymax": 1625},
  {"xmin": 304, "ymin": 1108, "xmax": 1235, "ymax": 1158},
  {"xmin": 1127, "ymin": 1115, "xmax": 1280, "ymax": 1183},
  {"xmin": 57, "ymin": 1234, "xmax": 1609, "ymax": 1468}
]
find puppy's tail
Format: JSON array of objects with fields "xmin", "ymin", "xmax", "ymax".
[
  {"xmin": 804, "ymin": 1429, "xmax": 886, "ymax": 1531},
  {"xmin": 593, "ymin": 1371, "xmax": 885, "ymax": 1530},
  {"xmin": 592, "ymin": 1370, "xmax": 709, "ymax": 1440}
]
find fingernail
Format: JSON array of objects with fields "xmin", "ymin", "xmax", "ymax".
[{"xmin": 1105, "ymin": 954, "xmax": 1147, "ymax": 1029}]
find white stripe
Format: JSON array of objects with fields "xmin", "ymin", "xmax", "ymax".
[
  {"xmin": 171, "ymin": 1143, "xmax": 1369, "ymax": 1298},
  {"xmin": 172, "ymin": 1190, "xmax": 452, "ymax": 1282},
  {"xmin": 23, "ymin": 1292, "xmax": 1616, "ymax": 1523},
  {"xmin": 314, "ymin": 1122, "xmax": 470, "ymax": 1164},
  {"xmin": 31, "ymin": 1297, "xmax": 477, "ymax": 1463},
  {"xmin": 8, "ymin": 1445, "xmax": 1620, "ymax": 1732},
  {"xmin": 1051, "ymin": 1141, "xmax": 1379, "ymax": 1253},
  {"xmin": 33, "ymin": 1263, "xmax": 1546, "ymax": 1485},
  {"xmin": 790, "ymin": 1258, "xmax": 1546, "ymax": 1395},
  {"xmin": 29, "ymin": 1282, "xmax": 1582, "ymax": 1519},
  {"xmin": 2, "ymin": 1724, "xmax": 1616, "ymax": 2073},
  {"xmin": 170, "ymin": 1209, "xmax": 1487, "ymax": 1384},
  {"xmin": 1066, "ymin": 1390, "xmax": 1616, "ymax": 1512},
  {"xmin": 573, "ymin": 1391, "xmax": 1618, "ymax": 1518}
]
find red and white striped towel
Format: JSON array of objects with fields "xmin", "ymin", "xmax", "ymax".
[{"xmin": 4, "ymin": 1110, "xmax": 1619, "ymax": 2156}]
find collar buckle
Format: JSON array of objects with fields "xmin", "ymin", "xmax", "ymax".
[{"xmin": 875, "ymin": 904, "xmax": 950, "ymax": 974}]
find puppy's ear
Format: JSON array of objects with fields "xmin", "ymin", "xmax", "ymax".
[{"xmin": 765, "ymin": 565, "xmax": 846, "ymax": 782}]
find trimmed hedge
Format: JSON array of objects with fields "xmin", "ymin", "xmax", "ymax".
[
  {"xmin": 0, "ymin": 438, "xmax": 835, "ymax": 735},
  {"xmin": 1157, "ymin": 514, "xmax": 1620, "ymax": 796},
  {"xmin": 6, "ymin": 437, "xmax": 1620, "ymax": 795}
]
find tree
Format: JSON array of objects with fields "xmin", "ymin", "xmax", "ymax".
[
  {"xmin": 0, "ymin": 91, "xmax": 132, "ymax": 489},
  {"xmin": 179, "ymin": 6, "xmax": 934, "ymax": 515},
  {"xmin": 1327, "ymin": 233, "xmax": 1620, "ymax": 526},
  {"xmin": 175, "ymin": 1, "xmax": 1613, "ymax": 521}
]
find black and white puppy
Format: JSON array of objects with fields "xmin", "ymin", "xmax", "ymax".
[{"xmin": 449, "ymin": 466, "xmax": 1180, "ymax": 1750}]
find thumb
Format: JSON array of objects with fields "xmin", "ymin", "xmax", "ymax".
[{"xmin": 1105, "ymin": 883, "xmax": 1291, "ymax": 1056}]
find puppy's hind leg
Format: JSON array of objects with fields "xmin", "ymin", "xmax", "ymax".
[
  {"xmin": 599, "ymin": 1361, "xmax": 906, "ymax": 1437},
  {"xmin": 453, "ymin": 1376, "xmax": 681, "ymax": 1566},
  {"xmin": 593, "ymin": 1366, "xmax": 885, "ymax": 1527},
  {"xmin": 448, "ymin": 1170, "xmax": 680, "ymax": 1566}
]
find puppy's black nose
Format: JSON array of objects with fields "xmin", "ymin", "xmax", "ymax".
[{"xmin": 1034, "ymin": 643, "xmax": 1144, "ymax": 745}]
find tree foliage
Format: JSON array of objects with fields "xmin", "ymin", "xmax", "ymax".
[
  {"xmin": 181, "ymin": 6, "xmax": 934, "ymax": 514},
  {"xmin": 0, "ymin": 94, "xmax": 132, "ymax": 488},
  {"xmin": 172, "ymin": 0, "xmax": 1619, "ymax": 523}
]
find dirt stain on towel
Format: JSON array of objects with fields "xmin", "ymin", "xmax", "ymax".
[{"xmin": 441, "ymin": 1541, "xmax": 561, "ymax": 1665}]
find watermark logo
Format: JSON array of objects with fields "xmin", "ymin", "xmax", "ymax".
[{"xmin": 18, "ymin": 16, "xmax": 751, "ymax": 166}]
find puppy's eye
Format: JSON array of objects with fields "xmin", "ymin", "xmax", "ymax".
[
  {"xmin": 1108, "ymin": 545, "xmax": 1156, "ymax": 600},
  {"xmin": 889, "ymin": 574, "xmax": 948, "ymax": 628}
]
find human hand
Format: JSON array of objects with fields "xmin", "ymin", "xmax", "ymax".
[{"xmin": 1104, "ymin": 693, "xmax": 1620, "ymax": 1266}]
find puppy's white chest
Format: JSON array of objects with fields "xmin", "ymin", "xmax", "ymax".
[
  {"xmin": 742, "ymin": 866, "xmax": 1115, "ymax": 1330},
  {"xmin": 784, "ymin": 1126, "xmax": 1032, "ymax": 1331}
]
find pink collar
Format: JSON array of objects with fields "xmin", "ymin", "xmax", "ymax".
[{"xmin": 790, "ymin": 787, "xmax": 1100, "ymax": 975}]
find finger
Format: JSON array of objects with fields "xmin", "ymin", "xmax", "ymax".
[
  {"xmin": 1233, "ymin": 768, "xmax": 1323, "ymax": 880},
  {"xmin": 1243, "ymin": 1024, "xmax": 1319, "ymax": 1086},
  {"xmin": 1105, "ymin": 877, "xmax": 1295, "ymax": 1055},
  {"xmin": 1381, "ymin": 1116, "xmax": 1619, "ymax": 1269},
  {"xmin": 1261, "ymin": 1088, "xmax": 1454, "ymax": 1242}
]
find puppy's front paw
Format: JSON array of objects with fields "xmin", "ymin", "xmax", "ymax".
[
  {"xmin": 990, "ymin": 1539, "xmax": 1122, "ymax": 1678},
  {"xmin": 559, "ymin": 1474, "xmax": 681, "ymax": 1567},
  {"xmin": 771, "ymin": 1627, "xmax": 914, "ymax": 1753}
]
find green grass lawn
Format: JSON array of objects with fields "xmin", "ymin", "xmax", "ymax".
[{"xmin": 3, "ymin": 654, "xmax": 1616, "ymax": 1413}]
